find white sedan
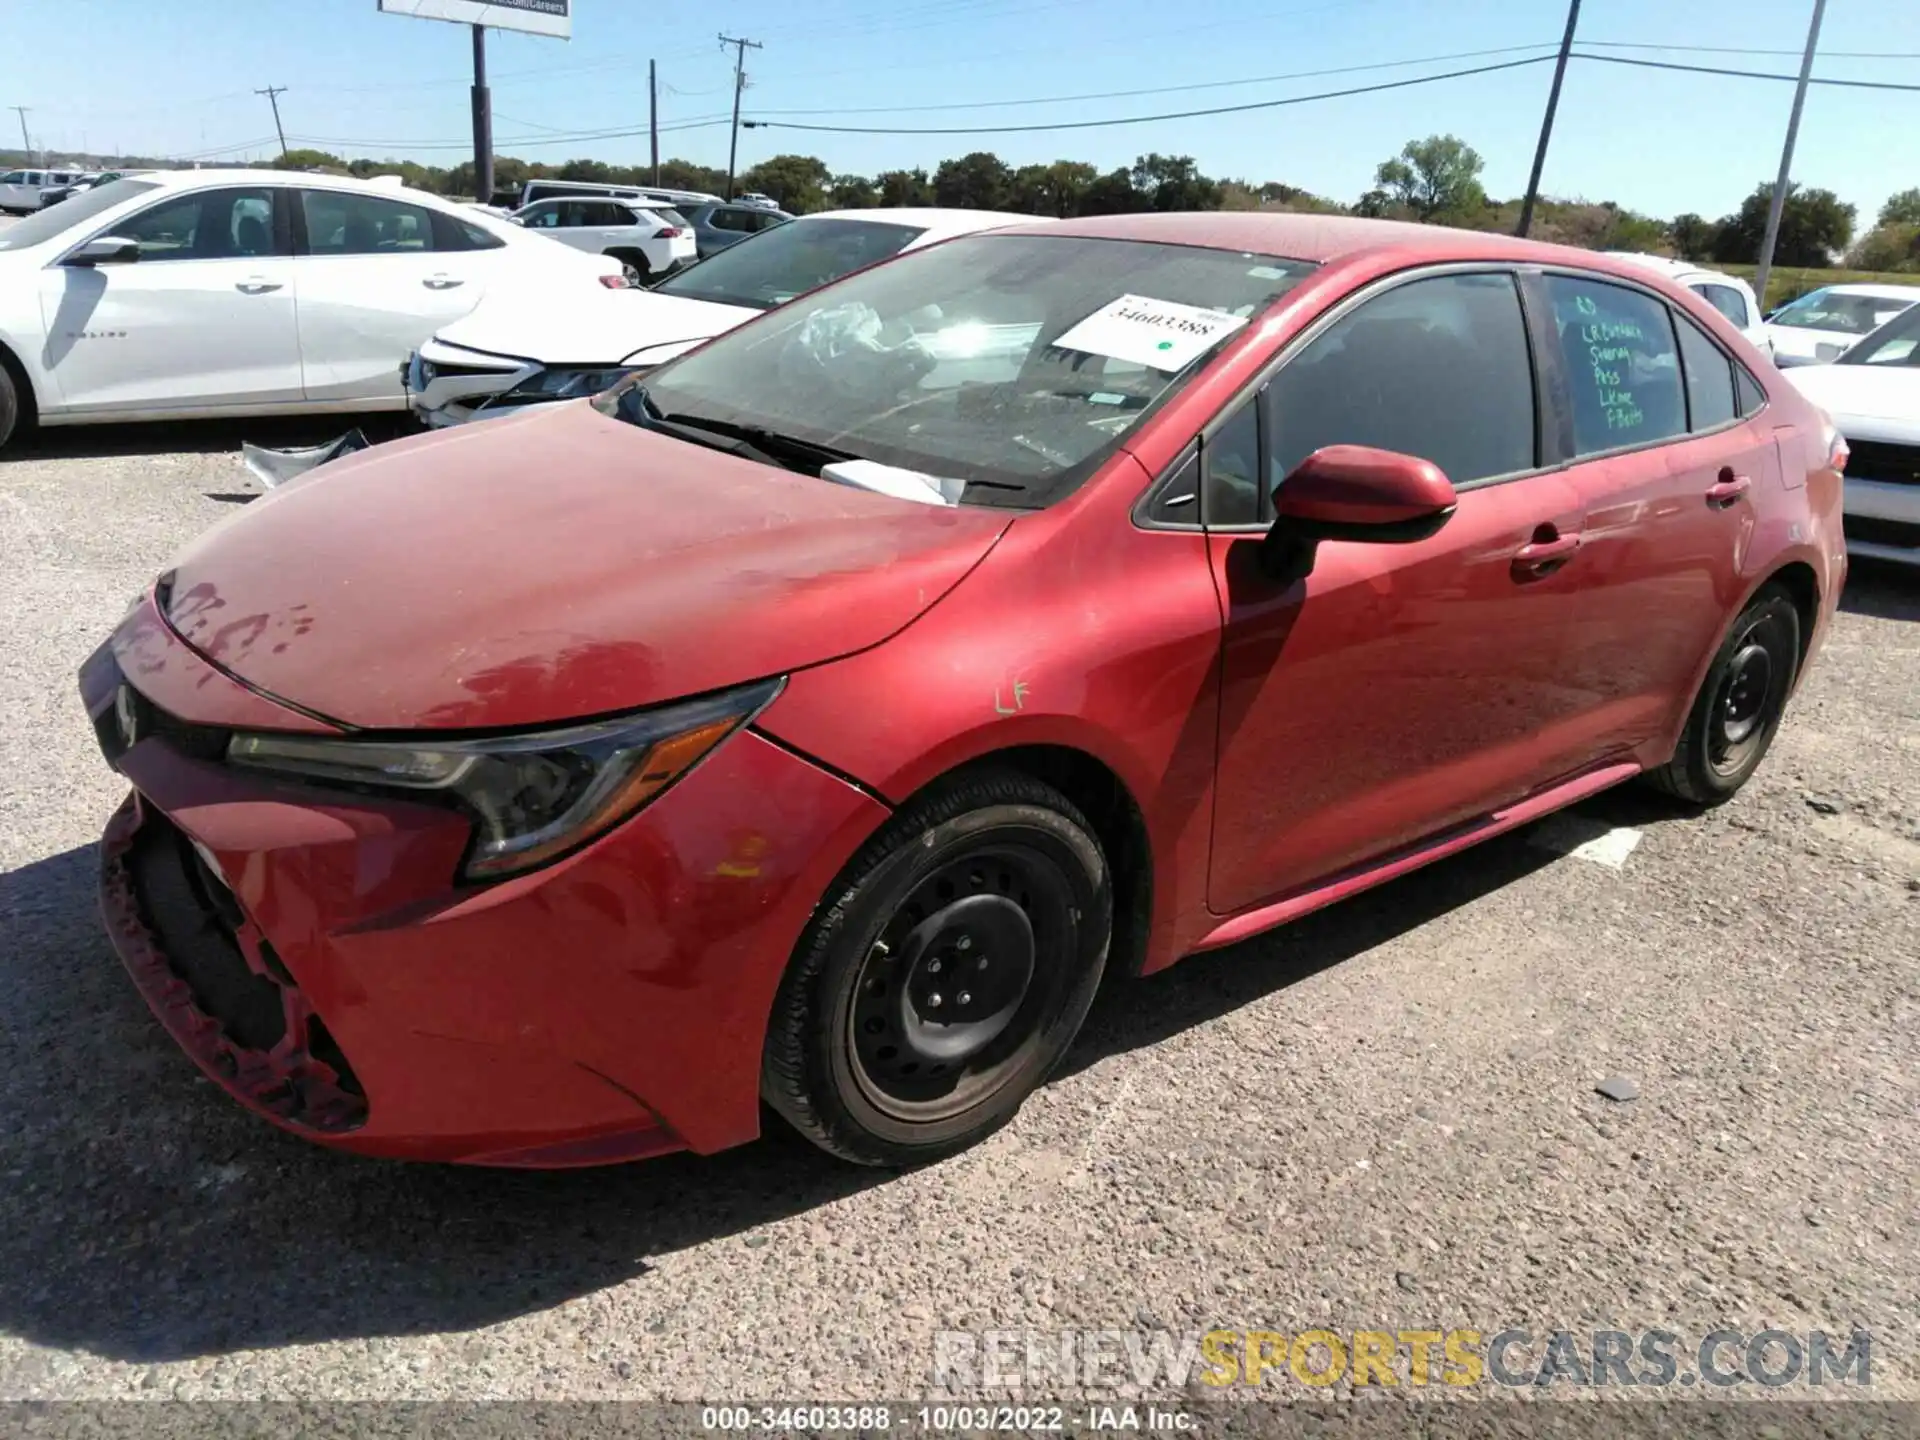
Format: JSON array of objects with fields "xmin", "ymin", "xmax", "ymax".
[
  {"xmin": 0, "ymin": 169, "xmax": 627, "ymax": 450},
  {"xmin": 1761, "ymin": 282, "xmax": 1920, "ymax": 367},
  {"xmin": 1787, "ymin": 304, "xmax": 1920, "ymax": 566},
  {"xmin": 406, "ymin": 208, "xmax": 1026, "ymax": 427}
]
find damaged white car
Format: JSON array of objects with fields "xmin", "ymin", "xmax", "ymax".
[{"xmin": 405, "ymin": 208, "xmax": 1025, "ymax": 427}]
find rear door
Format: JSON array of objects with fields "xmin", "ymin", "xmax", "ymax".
[
  {"xmin": 1206, "ymin": 268, "xmax": 1609, "ymax": 913},
  {"xmin": 292, "ymin": 187, "xmax": 499, "ymax": 402},
  {"xmin": 1532, "ymin": 270, "xmax": 1775, "ymax": 760},
  {"xmin": 36, "ymin": 184, "xmax": 301, "ymax": 412}
]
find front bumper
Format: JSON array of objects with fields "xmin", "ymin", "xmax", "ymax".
[
  {"xmin": 1843, "ymin": 476, "xmax": 1920, "ymax": 565},
  {"xmin": 80, "ymin": 620, "xmax": 890, "ymax": 1166},
  {"xmin": 404, "ymin": 341, "xmax": 541, "ymax": 429}
]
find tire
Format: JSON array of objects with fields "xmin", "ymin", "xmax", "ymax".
[
  {"xmin": 1646, "ymin": 583, "xmax": 1801, "ymax": 806},
  {"xmin": 762, "ymin": 769, "xmax": 1111, "ymax": 1167},
  {"xmin": 0, "ymin": 360, "xmax": 20, "ymax": 453}
]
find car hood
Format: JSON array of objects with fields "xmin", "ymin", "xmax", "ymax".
[
  {"xmin": 433, "ymin": 288, "xmax": 761, "ymax": 368},
  {"xmin": 160, "ymin": 403, "xmax": 1012, "ymax": 730},
  {"xmin": 1786, "ymin": 365, "xmax": 1920, "ymax": 441}
]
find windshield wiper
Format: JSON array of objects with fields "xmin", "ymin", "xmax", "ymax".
[
  {"xmin": 615, "ymin": 385, "xmax": 783, "ymax": 468},
  {"xmin": 652, "ymin": 409, "xmax": 857, "ymax": 471}
]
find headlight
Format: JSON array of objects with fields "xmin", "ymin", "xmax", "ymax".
[
  {"xmin": 503, "ymin": 365, "xmax": 644, "ymax": 403},
  {"xmin": 226, "ymin": 678, "xmax": 782, "ymax": 880}
]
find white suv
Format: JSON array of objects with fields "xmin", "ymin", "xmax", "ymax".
[{"xmin": 509, "ymin": 196, "xmax": 697, "ymax": 279}]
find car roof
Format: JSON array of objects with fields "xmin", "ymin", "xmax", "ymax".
[
  {"xmin": 990, "ymin": 211, "xmax": 1726, "ymax": 278},
  {"xmin": 1602, "ymin": 252, "xmax": 1752, "ymax": 288},
  {"xmin": 122, "ymin": 167, "xmax": 453, "ymax": 204},
  {"xmin": 1805, "ymin": 282, "xmax": 1920, "ymax": 301}
]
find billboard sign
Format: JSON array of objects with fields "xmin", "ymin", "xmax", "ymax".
[{"xmin": 377, "ymin": 0, "xmax": 570, "ymax": 40}]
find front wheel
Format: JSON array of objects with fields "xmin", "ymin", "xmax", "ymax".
[
  {"xmin": 762, "ymin": 770, "xmax": 1111, "ymax": 1167},
  {"xmin": 1647, "ymin": 583, "xmax": 1801, "ymax": 805}
]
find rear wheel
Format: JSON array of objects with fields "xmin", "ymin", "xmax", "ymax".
[
  {"xmin": 0, "ymin": 360, "xmax": 22, "ymax": 452},
  {"xmin": 1647, "ymin": 584, "xmax": 1801, "ymax": 805},
  {"xmin": 762, "ymin": 770, "xmax": 1110, "ymax": 1167}
]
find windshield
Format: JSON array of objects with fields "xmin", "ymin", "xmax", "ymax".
[
  {"xmin": 656, "ymin": 216, "xmax": 926, "ymax": 311},
  {"xmin": 1838, "ymin": 303, "xmax": 1920, "ymax": 367},
  {"xmin": 617, "ymin": 233, "xmax": 1314, "ymax": 508},
  {"xmin": 0, "ymin": 177, "xmax": 161, "ymax": 251},
  {"xmin": 1770, "ymin": 287, "xmax": 1919, "ymax": 335}
]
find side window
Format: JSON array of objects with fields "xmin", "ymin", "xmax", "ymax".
[
  {"xmin": 431, "ymin": 211, "xmax": 506, "ymax": 251},
  {"xmin": 302, "ymin": 191, "xmax": 435, "ymax": 255},
  {"xmin": 587, "ymin": 202, "xmax": 629, "ymax": 226},
  {"xmin": 1693, "ymin": 283, "xmax": 1751, "ymax": 329},
  {"xmin": 115, "ymin": 187, "xmax": 278, "ymax": 261},
  {"xmin": 1674, "ymin": 312, "xmax": 1737, "ymax": 432},
  {"xmin": 1735, "ymin": 365, "xmax": 1767, "ymax": 417},
  {"xmin": 1542, "ymin": 274, "xmax": 1686, "ymax": 456},
  {"xmin": 521, "ymin": 202, "xmax": 561, "ymax": 229},
  {"xmin": 712, "ymin": 208, "xmax": 746, "ymax": 232},
  {"xmin": 1205, "ymin": 397, "xmax": 1263, "ymax": 526},
  {"xmin": 1266, "ymin": 271, "xmax": 1536, "ymax": 494}
]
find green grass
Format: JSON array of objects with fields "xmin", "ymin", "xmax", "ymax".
[{"xmin": 1714, "ymin": 262, "xmax": 1920, "ymax": 311}]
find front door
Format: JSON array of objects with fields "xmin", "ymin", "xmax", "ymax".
[
  {"xmin": 36, "ymin": 185, "xmax": 301, "ymax": 412},
  {"xmin": 1206, "ymin": 269, "xmax": 1611, "ymax": 914}
]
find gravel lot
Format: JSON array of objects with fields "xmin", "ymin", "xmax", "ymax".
[{"xmin": 1, "ymin": 420, "xmax": 1916, "ymax": 1404}]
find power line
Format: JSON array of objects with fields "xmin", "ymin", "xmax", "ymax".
[
  {"xmin": 748, "ymin": 43, "xmax": 1562, "ymax": 116},
  {"xmin": 1581, "ymin": 39, "xmax": 1920, "ymax": 60},
  {"xmin": 744, "ymin": 54, "xmax": 1558, "ymax": 136},
  {"xmin": 1570, "ymin": 50, "xmax": 1920, "ymax": 92}
]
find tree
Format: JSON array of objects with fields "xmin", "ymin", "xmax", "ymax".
[
  {"xmin": 1877, "ymin": 187, "xmax": 1920, "ymax": 228},
  {"xmin": 1711, "ymin": 181, "xmax": 1856, "ymax": 267},
  {"xmin": 739, "ymin": 154, "xmax": 831, "ymax": 212},
  {"xmin": 1080, "ymin": 166, "xmax": 1145, "ymax": 215},
  {"xmin": 1671, "ymin": 212, "xmax": 1714, "ymax": 261},
  {"xmin": 1373, "ymin": 134, "xmax": 1485, "ymax": 221},
  {"xmin": 827, "ymin": 173, "xmax": 878, "ymax": 208},
  {"xmin": 1010, "ymin": 160, "xmax": 1096, "ymax": 217},
  {"xmin": 933, "ymin": 151, "xmax": 1013, "ymax": 211},
  {"xmin": 1129, "ymin": 153, "xmax": 1221, "ymax": 211},
  {"xmin": 1847, "ymin": 223, "xmax": 1920, "ymax": 273},
  {"xmin": 556, "ymin": 158, "xmax": 614, "ymax": 183},
  {"xmin": 271, "ymin": 148, "xmax": 346, "ymax": 172},
  {"xmin": 658, "ymin": 159, "xmax": 728, "ymax": 196},
  {"xmin": 875, "ymin": 167, "xmax": 934, "ymax": 207}
]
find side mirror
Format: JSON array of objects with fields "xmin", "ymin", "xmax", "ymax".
[
  {"xmin": 65, "ymin": 235, "xmax": 140, "ymax": 267},
  {"xmin": 1261, "ymin": 445, "xmax": 1457, "ymax": 579}
]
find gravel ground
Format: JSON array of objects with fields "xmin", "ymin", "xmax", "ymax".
[{"xmin": 0, "ymin": 421, "xmax": 1916, "ymax": 1406}]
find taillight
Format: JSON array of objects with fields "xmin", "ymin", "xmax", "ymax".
[
  {"xmin": 1820, "ymin": 413, "xmax": 1848, "ymax": 472},
  {"xmin": 650, "ymin": 227, "xmax": 683, "ymax": 240},
  {"xmin": 598, "ymin": 273, "xmax": 634, "ymax": 290}
]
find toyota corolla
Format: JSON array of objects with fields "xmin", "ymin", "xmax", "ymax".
[{"xmin": 81, "ymin": 212, "xmax": 1845, "ymax": 1169}]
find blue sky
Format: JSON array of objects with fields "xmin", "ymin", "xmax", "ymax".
[{"xmin": 7, "ymin": 0, "xmax": 1919, "ymax": 224}]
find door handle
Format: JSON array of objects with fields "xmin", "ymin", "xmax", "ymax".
[
  {"xmin": 1706, "ymin": 472, "xmax": 1752, "ymax": 507},
  {"xmin": 1513, "ymin": 531, "xmax": 1582, "ymax": 576},
  {"xmin": 235, "ymin": 279, "xmax": 284, "ymax": 294},
  {"xmin": 422, "ymin": 275, "xmax": 465, "ymax": 290}
]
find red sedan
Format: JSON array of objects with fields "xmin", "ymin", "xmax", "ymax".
[{"xmin": 80, "ymin": 212, "xmax": 1845, "ymax": 1169}]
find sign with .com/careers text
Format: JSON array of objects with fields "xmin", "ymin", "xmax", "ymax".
[{"xmin": 377, "ymin": 0, "xmax": 571, "ymax": 40}]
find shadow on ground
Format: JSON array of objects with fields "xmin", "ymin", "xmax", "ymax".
[
  {"xmin": 0, "ymin": 788, "xmax": 1684, "ymax": 1363},
  {"xmin": 1838, "ymin": 557, "xmax": 1918, "ymax": 622},
  {"xmin": 0, "ymin": 415, "xmax": 413, "ymax": 465}
]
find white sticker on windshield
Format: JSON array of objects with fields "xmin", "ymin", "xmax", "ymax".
[{"xmin": 1052, "ymin": 294, "xmax": 1249, "ymax": 373}]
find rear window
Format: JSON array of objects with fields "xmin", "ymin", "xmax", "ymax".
[{"xmin": 654, "ymin": 216, "xmax": 927, "ymax": 311}]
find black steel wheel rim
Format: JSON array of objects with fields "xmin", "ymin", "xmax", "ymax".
[
  {"xmin": 1708, "ymin": 613, "xmax": 1790, "ymax": 775},
  {"xmin": 846, "ymin": 836, "xmax": 1080, "ymax": 1123}
]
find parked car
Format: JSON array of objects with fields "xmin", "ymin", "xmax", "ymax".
[
  {"xmin": 407, "ymin": 208, "xmax": 1021, "ymax": 427},
  {"xmin": 507, "ymin": 195, "xmax": 696, "ymax": 278},
  {"xmin": 736, "ymin": 191, "xmax": 780, "ymax": 211},
  {"xmin": 1760, "ymin": 282, "xmax": 1920, "ymax": 367},
  {"xmin": 0, "ymin": 169, "xmax": 628, "ymax": 450},
  {"xmin": 1603, "ymin": 253, "xmax": 1765, "ymax": 347},
  {"xmin": 682, "ymin": 200, "xmax": 790, "ymax": 258},
  {"xmin": 80, "ymin": 212, "xmax": 1843, "ymax": 1170},
  {"xmin": 1786, "ymin": 302, "xmax": 1920, "ymax": 565},
  {"xmin": 517, "ymin": 178, "xmax": 721, "ymax": 211},
  {"xmin": 0, "ymin": 167, "xmax": 86, "ymax": 213}
]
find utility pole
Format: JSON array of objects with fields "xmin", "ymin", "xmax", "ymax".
[
  {"xmin": 254, "ymin": 87, "xmax": 289, "ymax": 159},
  {"xmin": 10, "ymin": 106, "xmax": 31, "ymax": 165},
  {"xmin": 1515, "ymin": 0, "xmax": 1581, "ymax": 238},
  {"xmin": 719, "ymin": 32, "xmax": 761, "ymax": 200},
  {"xmin": 1753, "ymin": 0, "xmax": 1828, "ymax": 314},
  {"xmin": 649, "ymin": 59, "xmax": 660, "ymax": 186},
  {"xmin": 471, "ymin": 25, "xmax": 494, "ymax": 205}
]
